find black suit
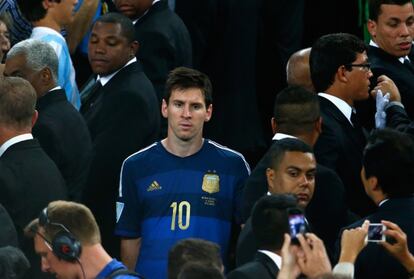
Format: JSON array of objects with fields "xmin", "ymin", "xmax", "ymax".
[
  {"xmin": 314, "ymin": 96, "xmax": 375, "ymax": 217},
  {"xmin": 228, "ymin": 251, "xmax": 279, "ymax": 279},
  {"xmin": 81, "ymin": 61, "xmax": 160, "ymax": 258},
  {"xmin": 385, "ymin": 104, "xmax": 414, "ymax": 137},
  {"xmin": 134, "ymin": 0, "xmax": 192, "ymax": 102},
  {"xmin": 0, "ymin": 138, "xmax": 67, "ymax": 279},
  {"xmin": 368, "ymin": 46, "xmax": 414, "ymax": 119},
  {"xmin": 0, "ymin": 203, "xmax": 18, "ymax": 248},
  {"xmin": 33, "ymin": 88, "xmax": 92, "ymax": 202},
  {"xmin": 340, "ymin": 197, "xmax": 414, "ymax": 279},
  {"xmin": 241, "ymin": 138, "xmax": 349, "ymax": 254}
]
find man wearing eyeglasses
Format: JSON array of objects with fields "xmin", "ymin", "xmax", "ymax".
[
  {"xmin": 366, "ymin": 0, "xmax": 414, "ymax": 119},
  {"xmin": 310, "ymin": 33, "xmax": 377, "ymax": 218}
]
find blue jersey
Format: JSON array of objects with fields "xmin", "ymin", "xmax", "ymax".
[
  {"xmin": 115, "ymin": 139, "xmax": 250, "ymax": 279},
  {"xmin": 96, "ymin": 259, "xmax": 141, "ymax": 278}
]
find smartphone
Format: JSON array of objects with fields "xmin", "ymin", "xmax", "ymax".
[
  {"xmin": 366, "ymin": 223, "xmax": 386, "ymax": 242},
  {"xmin": 287, "ymin": 208, "xmax": 307, "ymax": 244}
]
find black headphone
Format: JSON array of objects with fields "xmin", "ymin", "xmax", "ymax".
[{"xmin": 38, "ymin": 207, "xmax": 82, "ymax": 262}]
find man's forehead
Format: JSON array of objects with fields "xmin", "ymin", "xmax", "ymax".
[
  {"xmin": 379, "ymin": 3, "xmax": 414, "ymax": 19},
  {"xmin": 281, "ymin": 151, "xmax": 316, "ymax": 166}
]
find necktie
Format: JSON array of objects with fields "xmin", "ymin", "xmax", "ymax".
[{"xmin": 80, "ymin": 80, "xmax": 102, "ymax": 114}]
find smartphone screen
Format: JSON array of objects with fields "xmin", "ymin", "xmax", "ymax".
[
  {"xmin": 366, "ymin": 223, "xmax": 386, "ymax": 242},
  {"xmin": 288, "ymin": 208, "xmax": 307, "ymax": 243}
]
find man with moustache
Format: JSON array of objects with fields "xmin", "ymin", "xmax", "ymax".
[{"xmin": 366, "ymin": 0, "xmax": 414, "ymax": 118}]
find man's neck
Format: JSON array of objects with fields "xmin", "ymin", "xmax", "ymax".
[
  {"xmin": 78, "ymin": 245, "xmax": 112, "ymax": 279},
  {"xmin": 33, "ymin": 18, "xmax": 61, "ymax": 33},
  {"xmin": 162, "ymin": 136, "xmax": 204, "ymax": 157}
]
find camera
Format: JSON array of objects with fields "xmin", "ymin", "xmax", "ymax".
[
  {"xmin": 366, "ymin": 223, "xmax": 386, "ymax": 242},
  {"xmin": 287, "ymin": 207, "xmax": 308, "ymax": 244}
]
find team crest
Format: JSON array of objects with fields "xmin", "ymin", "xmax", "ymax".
[{"xmin": 202, "ymin": 172, "xmax": 220, "ymax": 194}]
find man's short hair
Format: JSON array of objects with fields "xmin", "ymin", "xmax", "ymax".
[
  {"xmin": 94, "ymin": 12, "xmax": 136, "ymax": 43},
  {"xmin": 8, "ymin": 39, "xmax": 59, "ymax": 83},
  {"xmin": 363, "ymin": 129, "xmax": 414, "ymax": 197},
  {"xmin": 369, "ymin": 0, "xmax": 412, "ymax": 21},
  {"xmin": 164, "ymin": 67, "xmax": 213, "ymax": 107},
  {"xmin": 310, "ymin": 33, "xmax": 367, "ymax": 93},
  {"xmin": 252, "ymin": 194, "xmax": 298, "ymax": 251},
  {"xmin": 268, "ymin": 138, "xmax": 314, "ymax": 171},
  {"xmin": 177, "ymin": 262, "xmax": 224, "ymax": 279},
  {"xmin": 24, "ymin": 201, "xmax": 101, "ymax": 246},
  {"xmin": 273, "ymin": 85, "xmax": 320, "ymax": 135},
  {"xmin": 0, "ymin": 77, "xmax": 36, "ymax": 129},
  {"xmin": 17, "ymin": 0, "xmax": 61, "ymax": 22},
  {"xmin": 168, "ymin": 238, "xmax": 222, "ymax": 279}
]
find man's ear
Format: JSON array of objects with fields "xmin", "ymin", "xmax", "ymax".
[
  {"xmin": 266, "ymin": 168, "xmax": 275, "ymax": 193},
  {"xmin": 204, "ymin": 104, "xmax": 213, "ymax": 122},
  {"xmin": 337, "ymin": 65, "xmax": 349, "ymax": 83},
  {"xmin": 161, "ymin": 99, "xmax": 168, "ymax": 119},
  {"xmin": 271, "ymin": 117, "xmax": 277, "ymax": 134},
  {"xmin": 31, "ymin": 110, "xmax": 39, "ymax": 127},
  {"xmin": 367, "ymin": 19, "xmax": 377, "ymax": 38},
  {"xmin": 130, "ymin": 41, "xmax": 139, "ymax": 57}
]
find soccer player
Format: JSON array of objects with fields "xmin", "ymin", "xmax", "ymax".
[{"xmin": 115, "ymin": 67, "xmax": 250, "ymax": 279}]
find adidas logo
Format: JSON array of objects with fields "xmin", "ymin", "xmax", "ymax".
[{"xmin": 147, "ymin": 181, "xmax": 162, "ymax": 192}]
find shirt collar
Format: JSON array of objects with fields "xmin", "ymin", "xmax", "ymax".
[
  {"xmin": 271, "ymin": 133, "xmax": 297, "ymax": 141},
  {"xmin": 133, "ymin": 0, "xmax": 161, "ymax": 23},
  {"xmin": 379, "ymin": 198, "xmax": 389, "ymax": 207},
  {"xmin": 370, "ymin": 40, "xmax": 409, "ymax": 64},
  {"xmin": 98, "ymin": 57, "xmax": 137, "ymax": 86},
  {"xmin": 318, "ymin": 92, "xmax": 354, "ymax": 124},
  {"xmin": 257, "ymin": 250, "xmax": 282, "ymax": 269},
  {"xmin": 0, "ymin": 133, "xmax": 33, "ymax": 157}
]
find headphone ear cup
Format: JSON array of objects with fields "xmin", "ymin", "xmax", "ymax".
[{"xmin": 51, "ymin": 231, "xmax": 82, "ymax": 262}]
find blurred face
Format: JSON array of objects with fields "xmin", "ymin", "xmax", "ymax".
[
  {"xmin": 162, "ymin": 88, "xmax": 212, "ymax": 143},
  {"xmin": 34, "ymin": 228, "xmax": 77, "ymax": 279},
  {"xmin": 368, "ymin": 3, "xmax": 414, "ymax": 57},
  {"xmin": 345, "ymin": 52, "xmax": 373, "ymax": 104},
  {"xmin": 0, "ymin": 21, "xmax": 10, "ymax": 57},
  {"xmin": 88, "ymin": 21, "xmax": 137, "ymax": 76},
  {"xmin": 266, "ymin": 151, "xmax": 316, "ymax": 208},
  {"xmin": 48, "ymin": 0, "xmax": 78, "ymax": 27},
  {"xmin": 114, "ymin": 0, "xmax": 153, "ymax": 20},
  {"xmin": 4, "ymin": 53, "xmax": 43, "ymax": 97}
]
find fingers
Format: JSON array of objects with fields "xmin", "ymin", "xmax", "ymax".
[
  {"xmin": 361, "ymin": 220, "xmax": 370, "ymax": 231},
  {"xmin": 382, "ymin": 220, "xmax": 402, "ymax": 232},
  {"xmin": 297, "ymin": 234, "xmax": 312, "ymax": 255}
]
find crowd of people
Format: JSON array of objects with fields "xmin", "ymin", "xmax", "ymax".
[{"xmin": 1, "ymin": 0, "xmax": 414, "ymax": 279}]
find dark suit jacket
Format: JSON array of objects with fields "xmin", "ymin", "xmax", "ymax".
[
  {"xmin": 314, "ymin": 96, "xmax": 375, "ymax": 217},
  {"xmin": 0, "ymin": 203, "xmax": 18, "ymax": 248},
  {"xmin": 385, "ymin": 104, "xmax": 414, "ymax": 137},
  {"xmin": 241, "ymin": 139, "xmax": 349, "ymax": 253},
  {"xmin": 228, "ymin": 251, "xmax": 279, "ymax": 279},
  {"xmin": 0, "ymin": 139, "xmax": 67, "ymax": 279},
  {"xmin": 134, "ymin": 0, "xmax": 192, "ymax": 102},
  {"xmin": 368, "ymin": 46, "xmax": 414, "ymax": 119},
  {"xmin": 81, "ymin": 61, "xmax": 160, "ymax": 258},
  {"xmin": 33, "ymin": 89, "xmax": 92, "ymax": 202},
  {"xmin": 340, "ymin": 197, "xmax": 414, "ymax": 279}
]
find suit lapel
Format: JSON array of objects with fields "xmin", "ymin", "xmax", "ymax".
[
  {"xmin": 255, "ymin": 252, "xmax": 279, "ymax": 278},
  {"xmin": 319, "ymin": 96, "xmax": 366, "ymax": 147}
]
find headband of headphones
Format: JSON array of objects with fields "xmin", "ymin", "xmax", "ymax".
[{"xmin": 38, "ymin": 206, "xmax": 82, "ymax": 262}]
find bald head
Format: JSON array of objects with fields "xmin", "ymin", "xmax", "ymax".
[{"xmin": 286, "ymin": 48, "xmax": 314, "ymax": 92}]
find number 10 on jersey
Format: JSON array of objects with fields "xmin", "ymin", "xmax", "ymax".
[{"xmin": 170, "ymin": 201, "xmax": 191, "ymax": 230}]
